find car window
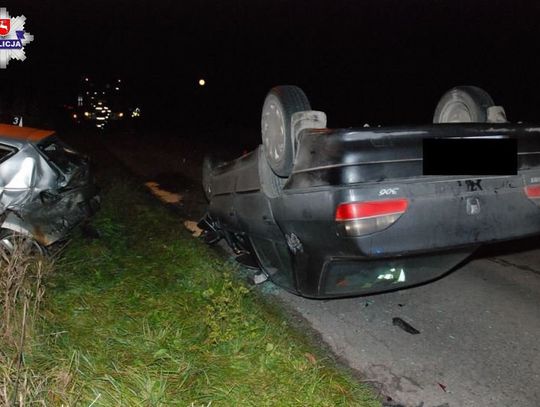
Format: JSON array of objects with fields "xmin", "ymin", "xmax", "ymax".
[
  {"xmin": 0, "ymin": 144, "xmax": 16, "ymax": 163},
  {"xmin": 38, "ymin": 139, "xmax": 83, "ymax": 174}
]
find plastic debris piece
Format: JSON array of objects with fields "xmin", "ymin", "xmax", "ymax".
[
  {"xmin": 392, "ymin": 317, "xmax": 420, "ymax": 334},
  {"xmin": 248, "ymin": 271, "xmax": 268, "ymax": 285},
  {"xmin": 145, "ymin": 181, "xmax": 182, "ymax": 204},
  {"xmin": 183, "ymin": 220, "xmax": 203, "ymax": 237}
]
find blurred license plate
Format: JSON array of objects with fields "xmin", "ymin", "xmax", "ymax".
[{"xmin": 423, "ymin": 138, "xmax": 517, "ymax": 175}]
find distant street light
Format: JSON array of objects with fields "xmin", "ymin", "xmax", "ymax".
[{"xmin": 198, "ymin": 78, "xmax": 206, "ymax": 86}]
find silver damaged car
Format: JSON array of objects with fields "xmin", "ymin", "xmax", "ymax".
[{"xmin": 0, "ymin": 124, "xmax": 99, "ymax": 253}]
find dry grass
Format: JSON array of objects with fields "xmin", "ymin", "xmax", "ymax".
[{"xmin": 0, "ymin": 235, "xmax": 53, "ymax": 406}]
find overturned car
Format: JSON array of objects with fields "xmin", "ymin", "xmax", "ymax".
[
  {"xmin": 200, "ymin": 85, "xmax": 540, "ymax": 298},
  {"xmin": 0, "ymin": 124, "xmax": 99, "ymax": 253}
]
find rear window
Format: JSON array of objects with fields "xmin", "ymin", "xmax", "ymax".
[{"xmin": 38, "ymin": 139, "xmax": 83, "ymax": 173}]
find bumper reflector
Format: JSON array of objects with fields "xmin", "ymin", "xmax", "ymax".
[{"xmin": 336, "ymin": 198, "xmax": 409, "ymax": 236}]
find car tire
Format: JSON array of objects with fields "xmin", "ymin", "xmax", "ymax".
[
  {"xmin": 0, "ymin": 230, "xmax": 46, "ymax": 257},
  {"xmin": 202, "ymin": 154, "xmax": 225, "ymax": 201},
  {"xmin": 433, "ymin": 86, "xmax": 497, "ymax": 123},
  {"xmin": 261, "ymin": 85, "xmax": 311, "ymax": 177},
  {"xmin": 258, "ymin": 145, "xmax": 287, "ymax": 198}
]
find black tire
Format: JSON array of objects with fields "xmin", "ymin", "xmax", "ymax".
[
  {"xmin": 0, "ymin": 229, "xmax": 46, "ymax": 257},
  {"xmin": 433, "ymin": 86, "xmax": 495, "ymax": 123},
  {"xmin": 261, "ymin": 85, "xmax": 311, "ymax": 177},
  {"xmin": 258, "ymin": 145, "xmax": 287, "ymax": 198},
  {"xmin": 202, "ymin": 155, "xmax": 225, "ymax": 201}
]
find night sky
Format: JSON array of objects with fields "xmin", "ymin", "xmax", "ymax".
[{"xmin": 1, "ymin": 0, "xmax": 540, "ymax": 131}]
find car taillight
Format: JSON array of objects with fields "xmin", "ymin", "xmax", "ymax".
[
  {"xmin": 524, "ymin": 184, "xmax": 540, "ymax": 205},
  {"xmin": 336, "ymin": 199, "xmax": 409, "ymax": 236}
]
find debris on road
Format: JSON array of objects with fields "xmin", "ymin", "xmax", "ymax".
[
  {"xmin": 183, "ymin": 220, "xmax": 203, "ymax": 237},
  {"xmin": 438, "ymin": 382, "xmax": 448, "ymax": 392},
  {"xmin": 145, "ymin": 181, "xmax": 182, "ymax": 204},
  {"xmin": 392, "ymin": 317, "xmax": 421, "ymax": 334},
  {"xmin": 248, "ymin": 271, "xmax": 268, "ymax": 285}
]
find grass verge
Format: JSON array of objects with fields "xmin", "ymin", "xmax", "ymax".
[
  {"xmin": 6, "ymin": 162, "xmax": 381, "ymax": 405},
  {"xmin": 0, "ymin": 236, "xmax": 53, "ymax": 405}
]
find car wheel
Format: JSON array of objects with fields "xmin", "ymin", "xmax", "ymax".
[
  {"xmin": 0, "ymin": 230, "xmax": 46, "ymax": 258},
  {"xmin": 261, "ymin": 85, "xmax": 311, "ymax": 177},
  {"xmin": 258, "ymin": 145, "xmax": 287, "ymax": 198},
  {"xmin": 433, "ymin": 86, "xmax": 498, "ymax": 123}
]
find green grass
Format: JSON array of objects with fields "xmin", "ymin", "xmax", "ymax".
[{"xmin": 26, "ymin": 171, "xmax": 380, "ymax": 406}]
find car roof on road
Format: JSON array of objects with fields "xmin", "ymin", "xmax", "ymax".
[{"xmin": 0, "ymin": 124, "xmax": 55, "ymax": 143}]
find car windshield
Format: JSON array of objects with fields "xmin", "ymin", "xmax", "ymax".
[{"xmin": 38, "ymin": 139, "xmax": 84, "ymax": 174}]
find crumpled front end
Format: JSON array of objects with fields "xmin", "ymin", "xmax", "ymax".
[{"xmin": 0, "ymin": 137, "xmax": 99, "ymax": 246}]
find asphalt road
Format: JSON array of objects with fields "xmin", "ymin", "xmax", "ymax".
[
  {"xmin": 272, "ymin": 246, "xmax": 540, "ymax": 407},
  {"xmin": 104, "ymin": 131, "xmax": 540, "ymax": 407}
]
